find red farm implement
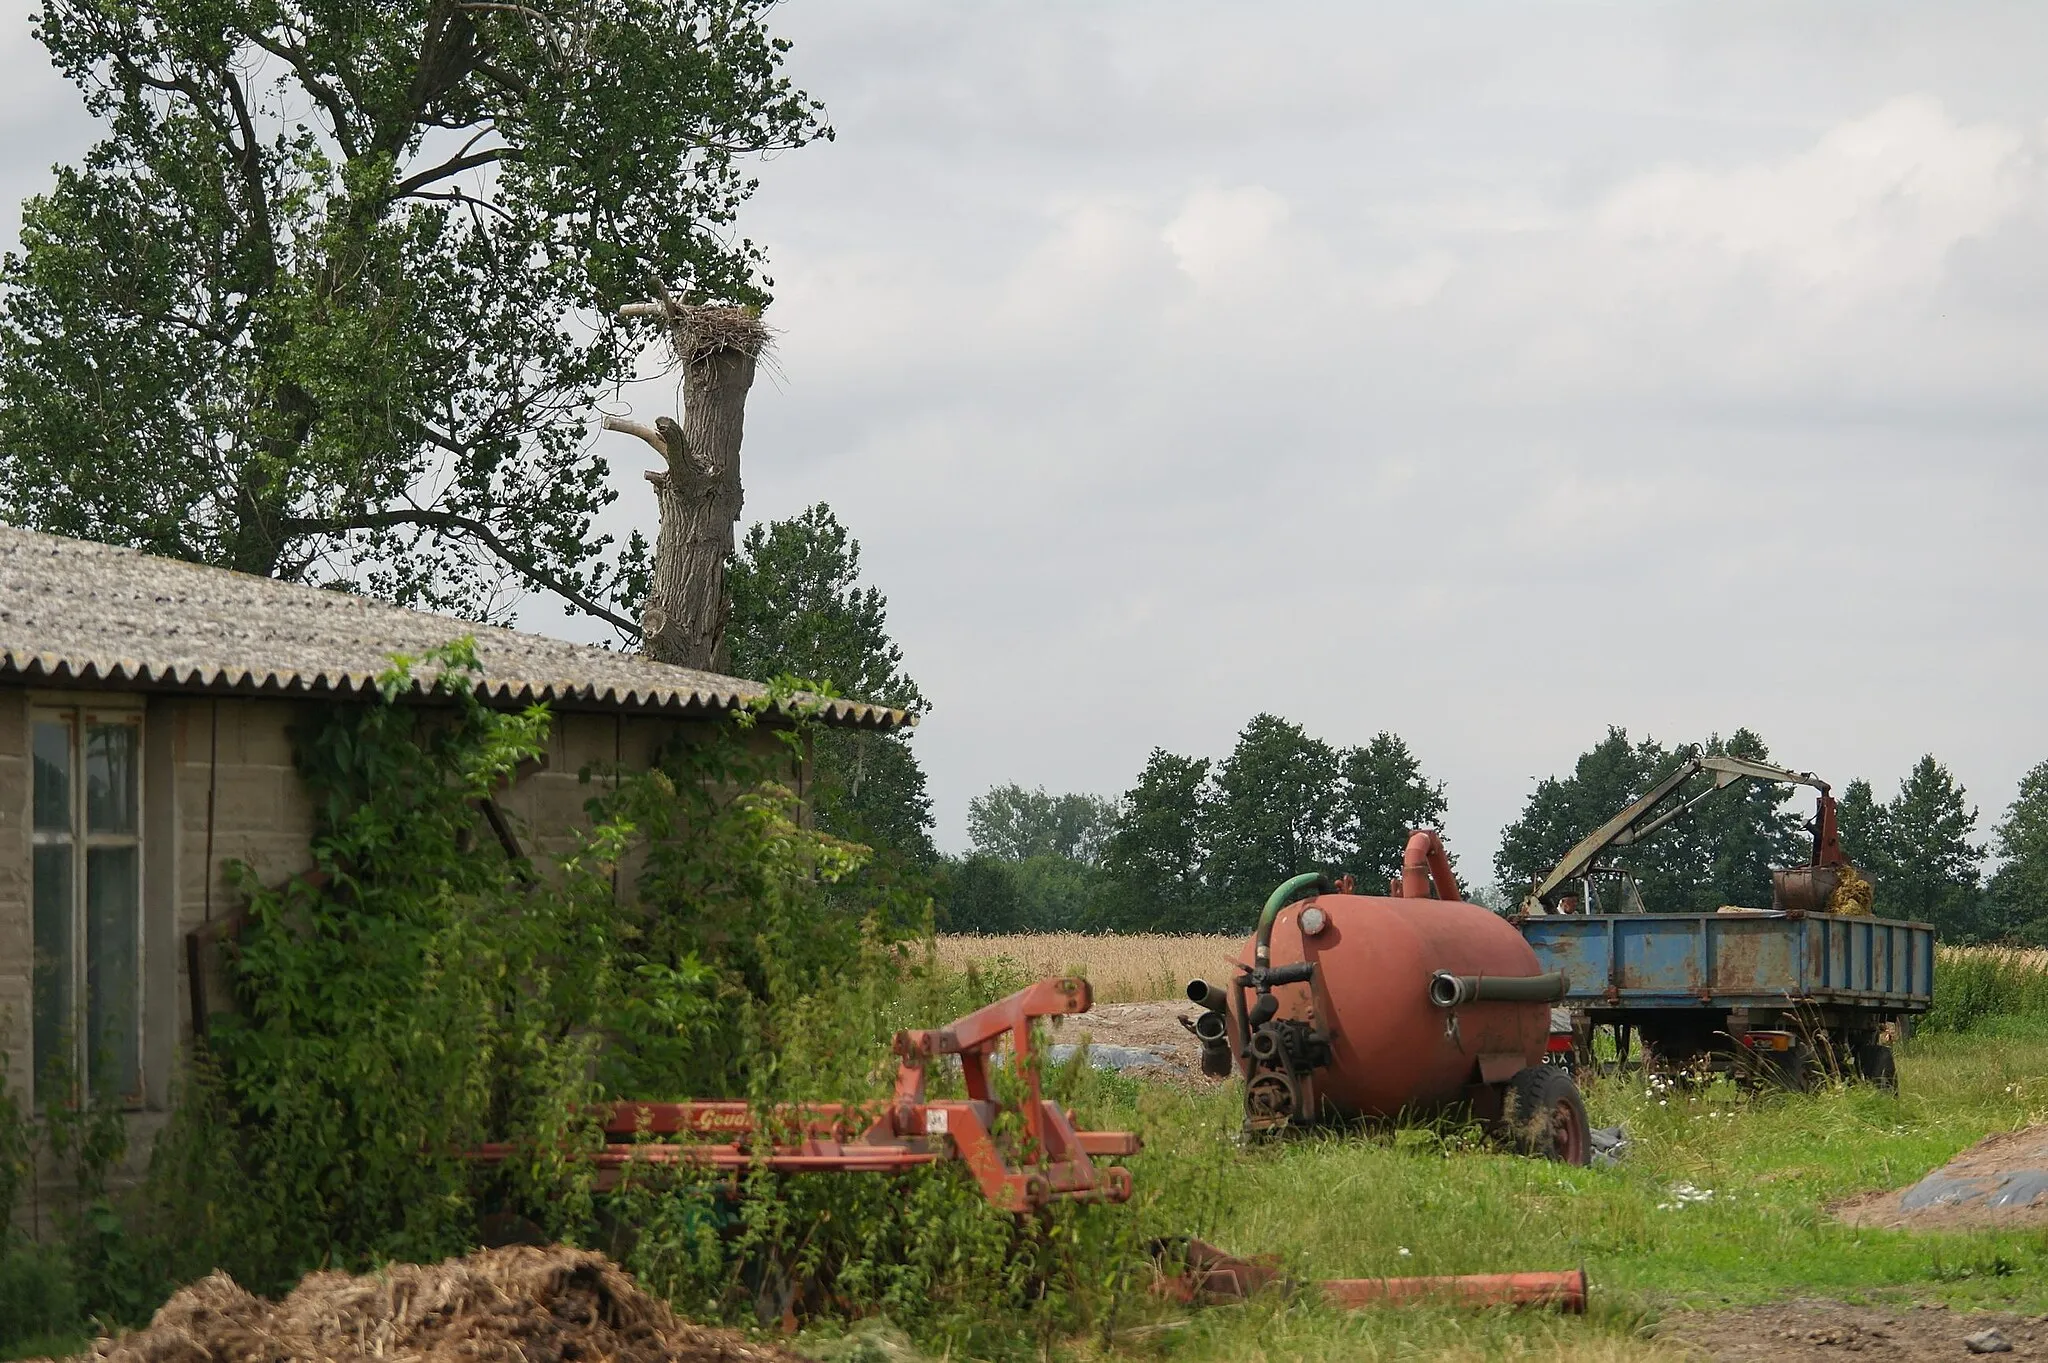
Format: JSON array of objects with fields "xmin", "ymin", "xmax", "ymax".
[{"xmin": 473, "ymin": 976, "xmax": 1138, "ymax": 1213}]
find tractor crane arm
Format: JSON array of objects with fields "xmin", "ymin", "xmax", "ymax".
[{"xmin": 1519, "ymin": 754, "xmax": 1836, "ymax": 915}]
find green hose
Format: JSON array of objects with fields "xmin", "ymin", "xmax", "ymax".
[{"xmin": 1253, "ymin": 872, "xmax": 1333, "ymax": 971}]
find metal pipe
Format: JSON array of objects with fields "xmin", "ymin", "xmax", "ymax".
[
  {"xmin": 1321, "ymin": 1269, "xmax": 1587, "ymax": 1313},
  {"xmin": 1253, "ymin": 872, "xmax": 1331, "ymax": 971},
  {"xmin": 1397, "ymin": 830, "xmax": 1462, "ymax": 901},
  {"xmin": 1428, "ymin": 970, "xmax": 1570, "ymax": 1008},
  {"xmin": 1186, "ymin": 980, "xmax": 1229, "ymax": 1013}
]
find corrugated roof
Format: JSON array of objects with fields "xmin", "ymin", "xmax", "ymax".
[{"xmin": 0, "ymin": 524, "xmax": 912, "ymax": 730}]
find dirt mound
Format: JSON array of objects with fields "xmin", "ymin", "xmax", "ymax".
[
  {"xmin": 1661, "ymin": 1299, "xmax": 2046, "ymax": 1360},
  {"xmin": 1835, "ymin": 1126, "xmax": 2048, "ymax": 1231},
  {"xmin": 77, "ymin": 1245, "xmax": 804, "ymax": 1363},
  {"xmin": 1049, "ymin": 1000, "xmax": 1219, "ymax": 1083}
]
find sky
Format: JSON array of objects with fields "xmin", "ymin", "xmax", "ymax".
[{"xmin": 5, "ymin": 3, "xmax": 2047, "ymax": 882}]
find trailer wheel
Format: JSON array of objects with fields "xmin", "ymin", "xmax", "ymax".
[
  {"xmin": 1854, "ymin": 1042, "xmax": 1898, "ymax": 1092},
  {"xmin": 1503, "ymin": 1066, "xmax": 1591, "ymax": 1166}
]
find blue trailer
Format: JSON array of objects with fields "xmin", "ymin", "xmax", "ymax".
[
  {"xmin": 1508, "ymin": 751, "xmax": 1935, "ymax": 1088},
  {"xmin": 1518, "ymin": 908, "xmax": 1934, "ymax": 1087}
]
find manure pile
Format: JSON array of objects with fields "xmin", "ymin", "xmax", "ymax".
[{"xmin": 66, "ymin": 1245, "xmax": 804, "ymax": 1363}]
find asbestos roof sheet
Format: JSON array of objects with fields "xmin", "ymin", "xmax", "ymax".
[{"xmin": 0, "ymin": 524, "xmax": 911, "ymax": 730}]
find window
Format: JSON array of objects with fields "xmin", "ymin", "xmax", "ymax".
[{"xmin": 31, "ymin": 705, "xmax": 143, "ymax": 1104}]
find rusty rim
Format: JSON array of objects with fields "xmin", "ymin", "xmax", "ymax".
[{"xmin": 1551, "ymin": 1098, "xmax": 1588, "ymax": 1166}]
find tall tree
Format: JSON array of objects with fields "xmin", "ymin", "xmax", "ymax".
[
  {"xmin": 602, "ymin": 302, "xmax": 768, "ymax": 668},
  {"xmin": 1494, "ymin": 727, "xmax": 1808, "ymax": 913},
  {"xmin": 1203, "ymin": 714, "xmax": 1344, "ymax": 916},
  {"xmin": 1099, "ymin": 750, "xmax": 1214, "ymax": 932},
  {"xmin": 1494, "ymin": 727, "xmax": 1674, "ymax": 907},
  {"xmin": 725, "ymin": 504, "xmax": 933, "ymax": 863},
  {"xmin": 1876, "ymin": 756, "xmax": 1985, "ymax": 934},
  {"xmin": 1, "ymin": 0, "xmax": 824, "ymax": 626},
  {"xmin": 1336, "ymin": 732, "xmax": 1450, "ymax": 888},
  {"xmin": 966, "ymin": 784, "xmax": 1118, "ymax": 865},
  {"xmin": 1684, "ymin": 729, "xmax": 1808, "ymax": 909},
  {"xmin": 1990, "ymin": 759, "xmax": 2048, "ymax": 944}
]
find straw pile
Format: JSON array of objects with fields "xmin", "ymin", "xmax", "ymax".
[
  {"xmin": 1827, "ymin": 864, "xmax": 1875, "ymax": 916},
  {"xmin": 72, "ymin": 1246, "xmax": 804, "ymax": 1363}
]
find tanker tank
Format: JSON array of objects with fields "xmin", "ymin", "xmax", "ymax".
[{"xmin": 1187, "ymin": 831, "xmax": 1590, "ymax": 1164}]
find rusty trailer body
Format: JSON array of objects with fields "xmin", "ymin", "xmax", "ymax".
[{"xmin": 1519, "ymin": 909, "xmax": 1933, "ymax": 1085}]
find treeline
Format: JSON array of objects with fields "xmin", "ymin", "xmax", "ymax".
[
  {"xmin": 1490, "ymin": 726, "xmax": 2046, "ymax": 943},
  {"xmin": 937, "ymin": 716, "xmax": 1451, "ymax": 934},
  {"xmin": 939, "ymin": 722, "xmax": 2048, "ymax": 946},
  {"xmin": 720, "ymin": 507, "xmax": 2046, "ymax": 947}
]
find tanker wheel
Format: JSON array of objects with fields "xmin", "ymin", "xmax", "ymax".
[{"xmin": 1502, "ymin": 1066, "xmax": 1591, "ymax": 1166}]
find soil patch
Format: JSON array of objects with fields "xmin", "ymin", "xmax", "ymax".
[
  {"xmin": 1836, "ymin": 1126, "xmax": 2048, "ymax": 1231},
  {"xmin": 1661, "ymin": 1300, "xmax": 2047, "ymax": 1360},
  {"xmin": 1049, "ymin": 1000, "xmax": 1216, "ymax": 1083},
  {"xmin": 63, "ymin": 1245, "xmax": 803, "ymax": 1363}
]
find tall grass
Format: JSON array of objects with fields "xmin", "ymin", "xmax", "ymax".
[
  {"xmin": 1924, "ymin": 946, "xmax": 2048, "ymax": 1033},
  {"xmin": 934, "ymin": 934, "xmax": 1241, "ymax": 1003}
]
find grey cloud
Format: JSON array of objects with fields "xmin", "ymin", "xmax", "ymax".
[{"xmin": 5, "ymin": 4, "xmax": 2045, "ymax": 873}]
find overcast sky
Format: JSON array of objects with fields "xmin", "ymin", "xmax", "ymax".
[{"xmin": 7, "ymin": 3, "xmax": 2048, "ymax": 880}]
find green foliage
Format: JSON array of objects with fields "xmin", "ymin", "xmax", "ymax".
[
  {"xmin": 967, "ymin": 784, "xmax": 1118, "ymax": 865},
  {"xmin": 1096, "ymin": 720, "xmax": 1456, "ymax": 933},
  {"xmin": 1, "ymin": 0, "xmax": 826, "ymax": 621},
  {"xmin": 124, "ymin": 640, "xmax": 1132, "ymax": 1352},
  {"xmin": 936, "ymin": 853, "xmax": 1104, "ymax": 934},
  {"xmin": 1098, "ymin": 750, "xmax": 1215, "ymax": 932},
  {"xmin": 726, "ymin": 504, "xmax": 935, "ymax": 865},
  {"xmin": 1335, "ymin": 733, "xmax": 1450, "ymax": 889},
  {"xmin": 1203, "ymin": 715, "xmax": 1345, "ymax": 911},
  {"xmin": 1922, "ymin": 949, "xmax": 2048, "ymax": 1033},
  {"xmin": 1990, "ymin": 760, "xmax": 2048, "ymax": 943},
  {"xmin": 1838, "ymin": 756, "xmax": 1988, "ymax": 939},
  {"xmin": 1493, "ymin": 727, "xmax": 1807, "ymax": 912},
  {"xmin": 159, "ymin": 639, "xmax": 610, "ymax": 1286}
]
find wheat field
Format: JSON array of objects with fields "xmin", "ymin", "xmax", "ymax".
[
  {"xmin": 933, "ymin": 933, "xmax": 1243, "ymax": 1003},
  {"xmin": 934, "ymin": 937, "xmax": 2048, "ymax": 1007}
]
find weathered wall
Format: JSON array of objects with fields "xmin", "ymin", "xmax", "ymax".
[{"xmin": 2, "ymin": 683, "xmax": 799, "ymax": 1235}]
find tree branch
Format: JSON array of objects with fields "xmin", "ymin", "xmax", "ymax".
[
  {"xmin": 247, "ymin": 30, "xmax": 360, "ymax": 158},
  {"xmin": 601, "ymin": 414, "xmax": 667, "ymax": 458},
  {"xmin": 392, "ymin": 147, "xmax": 516, "ymax": 198},
  {"xmin": 282, "ymin": 508, "xmax": 641, "ymax": 636}
]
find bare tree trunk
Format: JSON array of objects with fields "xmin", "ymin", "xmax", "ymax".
[{"xmin": 607, "ymin": 302, "xmax": 768, "ymax": 671}]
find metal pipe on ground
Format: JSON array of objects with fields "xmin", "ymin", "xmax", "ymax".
[
  {"xmin": 1152, "ymin": 1239, "xmax": 1587, "ymax": 1314},
  {"xmin": 1321, "ymin": 1269, "xmax": 1588, "ymax": 1313}
]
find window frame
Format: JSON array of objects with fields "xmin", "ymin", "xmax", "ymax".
[{"xmin": 28, "ymin": 699, "xmax": 146, "ymax": 1109}]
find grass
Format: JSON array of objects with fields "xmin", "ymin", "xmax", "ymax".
[{"xmin": 930, "ymin": 934, "xmax": 2048, "ymax": 1361}]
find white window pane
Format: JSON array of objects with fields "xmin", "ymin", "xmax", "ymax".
[
  {"xmin": 85, "ymin": 722, "xmax": 138, "ymax": 835},
  {"xmin": 86, "ymin": 844, "xmax": 140, "ymax": 1101},
  {"xmin": 33, "ymin": 842, "xmax": 74, "ymax": 1089},
  {"xmin": 33, "ymin": 720, "xmax": 71, "ymax": 832}
]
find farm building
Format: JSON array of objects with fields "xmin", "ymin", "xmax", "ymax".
[{"xmin": 0, "ymin": 522, "xmax": 908, "ymax": 1200}]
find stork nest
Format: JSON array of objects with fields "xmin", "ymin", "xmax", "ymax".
[{"xmin": 657, "ymin": 303, "xmax": 772, "ymax": 367}]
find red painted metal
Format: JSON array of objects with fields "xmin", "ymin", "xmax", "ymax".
[
  {"xmin": 471, "ymin": 976, "xmax": 1138, "ymax": 1213},
  {"xmin": 1393, "ymin": 829, "xmax": 1462, "ymax": 901},
  {"xmin": 1154, "ymin": 1239, "xmax": 1587, "ymax": 1314},
  {"xmin": 1235, "ymin": 891, "xmax": 1550, "ymax": 1118},
  {"xmin": 1321, "ymin": 1269, "xmax": 1588, "ymax": 1312}
]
